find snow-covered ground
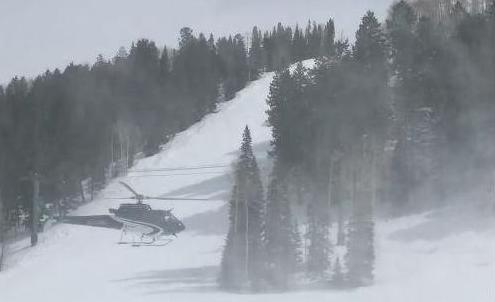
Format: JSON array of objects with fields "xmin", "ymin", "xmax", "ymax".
[{"xmin": 1, "ymin": 61, "xmax": 494, "ymax": 302}]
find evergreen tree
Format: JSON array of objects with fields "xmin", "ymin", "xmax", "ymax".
[
  {"xmin": 334, "ymin": 38, "xmax": 351, "ymax": 60},
  {"xmin": 306, "ymin": 21, "xmax": 323, "ymax": 58},
  {"xmin": 219, "ymin": 184, "xmax": 244, "ymax": 289},
  {"xmin": 264, "ymin": 163, "xmax": 299, "ymax": 290},
  {"xmin": 179, "ymin": 27, "xmax": 195, "ymax": 48},
  {"xmin": 249, "ymin": 26, "xmax": 264, "ymax": 80},
  {"xmin": 129, "ymin": 39, "xmax": 160, "ymax": 82},
  {"xmin": 305, "ymin": 195, "xmax": 331, "ymax": 281},
  {"xmin": 266, "ymin": 65, "xmax": 310, "ymax": 168},
  {"xmin": 262, "ymin": 31, "xmax": 275, "ymax": 71},
  {"xmin": 387, "ymin": 1, "xmax": 418, "ymax": 84},
  {"xmin": 354, "ymin": 11, "xmax": 387, "ymax": 78},
  {"xmin": 219, "ymin": 126, "xmax": 265, "ymax": 291},
  {"xmin": 217, "ymin": 34, "xmax": 249, "ymax": 100},
  {"xmin": 159, "ymin": 45, "xmax": 170, "ymax": 82},
  {"xmin": 291, "ymin": 25, "xmax": 307, "ymax": 61},
  {"xmin": 345, "ymin": 138, "xmax": 376, "ymax": 287},
  {"xmin": 385, "ymin": 1, "xmax": 420, "ymax": 210},
  {"xmin": 273, "ymin": 23, "xmax": 293, "ymax": 70},
  {"xmin": 207, "ymin": 33, "xmax": 216, "ymax": 51},
  {"xmin": 266, "ymin": 70, "xmax": 292, "ymax": 161},
  {"xmin": 345, "ymin": 191, "xmax": 375, "ymax": 286},
  {"xmin": 352, "ymin": 10, "xmax": 388, "ymax": 140},
  {"xmin": 320, "ymin": 19, "xmax": 336, "ymax": 57},
  {"xmin": 265, "ymin": 62, "xmax": 332, "ymax": 282}
]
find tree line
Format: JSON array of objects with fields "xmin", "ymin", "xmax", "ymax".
[
  {"xmin": 220, "ymin": 0, "xmax": 495, "ymax": 292},
  {"xmin": 0, "ymin": 31, "xmax": 245, "ymax": 235},
  {"xmin": 0, "ymin": 18, "xmax": 340, "ymax": 261}
]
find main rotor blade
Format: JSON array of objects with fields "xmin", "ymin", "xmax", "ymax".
[
  {"xmin": 60, "ymin": 215, "xmax": 123, "ymax": 230},
  {"xmin": 144, "ymin": 196, "xmax": 212, "ymax": 201},
  {"xmin": 119, "ymin": 181, "xmax": 141, "ymax": 198}
]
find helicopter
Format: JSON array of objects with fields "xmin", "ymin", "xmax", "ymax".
[{"xmin": 60, "ymin": 181, "xmax": 208, "ymax": 247}]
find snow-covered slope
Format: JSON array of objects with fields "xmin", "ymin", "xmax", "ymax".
[
  {"xmin": 0, "ymin": 63, "xmax": 290, "ymax": 302},
  {"xmin": 1, "ymin": 61, "xmax": 494, "ymax": 302}
]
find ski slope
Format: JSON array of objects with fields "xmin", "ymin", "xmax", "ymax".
[{"xmin": 1, "ymin": 61, "xmax": 494, "ymax": 302}]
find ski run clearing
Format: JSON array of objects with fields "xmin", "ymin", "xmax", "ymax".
[{"xmin": 0, "ymin": 60, "xmax": 494, "ymax": 302}]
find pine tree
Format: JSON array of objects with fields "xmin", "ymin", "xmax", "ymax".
[
  {"xmin": 306, "ymin": 196, "xmax": 331, "ymax": 281},
  {"xmin": 264, "ymin": 164, "xmax": 299, "ymax": 290},
  {"xmin": 386, "ymin": 3, "xmax": 450, "ymax": 211},
  {"xmin": 179, "ymin": 27, "xmax": 195, "ymax": 48},
  {"xmin": 266, "ymin": 65, "xmax": 310, "ymax": 168},
  {"xmin": 219, "ymin": 185, "xmax": 243, "ymax": 290},
  {"xmin": 265, "ymin": 63, "xmax": 332, "ymax": 282},
  {"xmin": 352, "ymin": 10, "xmax": 389, "ymax": 141},
  {"xmin": 159, "ymin": 45, "xmax": 170, "ymax": 82},
  {"xmin": 207, "ymin": 33, "xmax": 215, "ymax": 51},
  {"xmin": 306, "ymin": 21, "xmax": 323, "ymax": 58},
  {"xmin": 345, "ymin": 199, "xmax": 375, "ymax": 287},
  {"xmin": 249, "ymin": 26, "xmax": 264, "ymax": 80},
  {"xmin": 217, "ymin": 34, "xmax": 249, "ymax": 100},
  {"xmin": 334, "ymin": 38, "xmax": 351, "ymax": 60},
  {"xmin": 320, "ymin": 19, "xmax": 336, "ymax": 57},
  {"xmin": 291, "ymin": 25, "xmax": 307, "ymax": 61},
  {"xmin": 387, "ymin": 1, "xmax": 418, "ymax": 84},
  {"xmin": 354, "ymin": 11, "xmax": 387, "ymax": 78},
  {"xmin": 345, "ymin": 139, "xmax": 376, "ymax": 287},
  {"xmin": 129, "ymin": 39, "xmax": 160, "ymax": 81},
  {"xmin": 219, "ymin": 126, "xmax": 265, "ymax": 292},
  {"xmin": 266, "ymin": 70, "xmax": 291, "ymax": 161},
  {"xmin": 385, "ymin": 1, "xmax": 419, "ymax": 210}
]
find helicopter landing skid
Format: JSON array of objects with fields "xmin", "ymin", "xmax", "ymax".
[
  {"xmin": 118, "ymin": 238, "xmax": 173, "ymax": 247},
  {"xmin": 118, "ymin": 231, "xmax": 173, "ymax": 247}
]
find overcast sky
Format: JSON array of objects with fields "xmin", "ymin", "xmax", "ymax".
[{"xmin": 0, "ymin": 0, "xmax": 393, "ymax": 84}]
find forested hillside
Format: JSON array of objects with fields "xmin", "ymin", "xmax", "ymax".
[
  {"xmin": 221, "ymin": 0, "xmax": 495, "ymax": 291},
  {"xmin": 0, "ymin": 1, "xmax": 493, "ymax": 299},
  {"xmin": 0, "ymin": 19, "xmax": 336, "ymax": 241}
]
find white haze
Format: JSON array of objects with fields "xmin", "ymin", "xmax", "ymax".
[{"xmin": 0, "ymin": 0, "xmax": 393, "ymax": 83}]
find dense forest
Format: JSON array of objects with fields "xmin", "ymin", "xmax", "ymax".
[
  {"xmin": 0, "ymin": 18, "xmax": 337, "ymax": 241},
  {"xmin": 221, "ymin": 0, "xmax": 495, "ymax": 292}
]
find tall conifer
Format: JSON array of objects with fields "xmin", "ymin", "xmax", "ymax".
[{"xmin": 219, "ymin": 126, "xmax": 265, "ymax": 291}]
